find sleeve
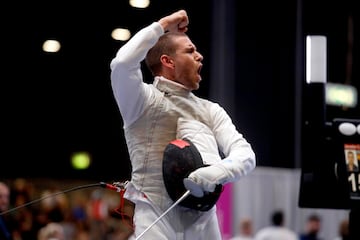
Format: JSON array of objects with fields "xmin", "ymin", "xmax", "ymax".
[
  {"xmin": 182, "ymin": 102, "xmax": 256, "ymax": 196},
  {"xmin": 210, "ymin": 102, "xmax": 256, "ymax": 180},
  {"xmin": 109, "ymin": 22, "xmax": 164, "ymax": 127}
]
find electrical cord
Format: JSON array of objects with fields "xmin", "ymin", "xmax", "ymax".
[{"xmin": 0, "ymin": 182, "xmax": 104, "ymax": 216}]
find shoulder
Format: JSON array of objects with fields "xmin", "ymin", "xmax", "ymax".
[
  {"xmin": 190, "ymin": 93, "xmax": 222, "ymax": 110},
  {"xmin": 254, "ymin": 227, "xmax": 272, "ymax": 237},
  {"xmin": 285, "ymin": 229, "xmax": 299, "ymax": 240}
]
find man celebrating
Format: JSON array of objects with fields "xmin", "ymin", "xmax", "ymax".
[{"xmin": 110, "ymin": 9, "xmax": 256, "ymax": 239}]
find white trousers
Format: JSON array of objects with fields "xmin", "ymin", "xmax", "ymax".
[{"xmin": 128, "ymin": 192, "xmax": 222, "ymax": 240}]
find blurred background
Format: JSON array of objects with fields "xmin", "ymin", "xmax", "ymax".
[
  {"xmin": 1, "ymin": 0, "xmax": 359, "ymax": 239},
  {"xmin": 2, "ymin": 0, "xmax": 358, "ymax": 180}
]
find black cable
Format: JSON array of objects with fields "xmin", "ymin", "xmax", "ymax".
[{"xmin": 0, "ymin": 182, "xmax": 102, "ymax": 216}]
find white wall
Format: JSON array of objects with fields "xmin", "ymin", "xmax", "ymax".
[{"xmin": 231, "ymin": 167, "xmax": 349, "ymax": 240}]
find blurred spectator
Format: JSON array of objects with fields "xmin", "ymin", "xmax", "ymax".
[
  {"xmin": 38, "ymin": 188, "xmax": 69, "ymax": 223},
  {"xmin": 299, "ymin": 214, "xmax": 322, "ymax": 240},
  {"xmin": 230, "ymin": 217, "xmax": 253, "ymax": 240},
  {"xmin": 37, "ymin": 222, "xmax": 65, "ymax": 240},
  {"xmin": 0, "ymin": 181, "xmax": 12, "ymax": 240},
  {"xmin": 10, "ymin": 178, "xmax": 37, "ymax": 240},
  {"xmin": 254, "ymin": 210, "xmax": 298, "ymax": 240},
  {"xmin": 333, "ymin": 219, "xmax": 350, "ymax": 240},
  {"xmin": 87, "ymin": 189, "xmax": 109, "ymax": 240}
]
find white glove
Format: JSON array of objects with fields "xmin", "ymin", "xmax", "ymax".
[
  {"xmin": 183, "ymin": 164, "xmax": 226, "ymax": 197},
  {"xmin": 184, "ymin": 160, "xmax": 236, "ymax": 197}
]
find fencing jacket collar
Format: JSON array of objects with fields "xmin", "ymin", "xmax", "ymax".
[{"xmin": 154, "ymin": 76, "xmax": 191, "ymax": 98}]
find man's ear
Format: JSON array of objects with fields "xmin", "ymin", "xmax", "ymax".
[{"xmin": 160, "ymin": 55, "xmax": 174, "ymax": 69}]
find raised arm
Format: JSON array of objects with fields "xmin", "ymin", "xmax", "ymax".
[{"xmin": 109, "ymin": 10, "xmax": 190, "ymax": 128}]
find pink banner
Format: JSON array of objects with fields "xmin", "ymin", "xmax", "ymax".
[{"xmin": 216, "ymin": 183, "xmax": 233, "ymax": 239}]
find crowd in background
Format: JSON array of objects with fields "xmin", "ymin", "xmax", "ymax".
[
  {"xmin": 0, "ymin": 178, "xmax": 350, "ymax": 240},
  {"xmin": 0, "ymin": 178, "xmax": 131, "ymax": 240},
  {"xmin": 230, "ymin": 210, "xmax": 350, "ymax": 240}
]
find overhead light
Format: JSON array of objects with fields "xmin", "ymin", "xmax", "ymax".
[
  {"xmin": 129, "ymin": 0, "xmax": 150, "ymax": 8},
  {"xmin": 111, "ymin": 28, "xmax": 131, "ymax": 41},
  {"xmin": 42, "ymin": 39, "xmax": 61, "ymax": 53}
]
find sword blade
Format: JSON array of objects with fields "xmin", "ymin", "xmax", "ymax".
[{"xmin": 135, "ymin": 190, "xmax": 191, "ymax": 240}]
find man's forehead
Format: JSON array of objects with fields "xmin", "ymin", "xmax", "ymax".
[{"xmin": 174, "ymin": 35, "xmax": 194, "ymax": 45}]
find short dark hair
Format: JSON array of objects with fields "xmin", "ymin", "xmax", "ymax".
[
  {"xmin": 308, "ymin": 214, "xmax": 321, "ymax": 222},
  {"xmin": 272, "ymin": 210, "xmax": 284, "ymax": 226},
  {"xmin": 145, "ymin": 32, "xmax": 187, "ymax": 76}
]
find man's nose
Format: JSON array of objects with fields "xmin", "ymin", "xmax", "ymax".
[{"xmin": 195, "ymin": 52, "xmax": 203, "ymax": 61}]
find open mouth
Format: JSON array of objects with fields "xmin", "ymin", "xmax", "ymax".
[{"xmin": 197, "ymin": 64, "xmax": 203, "ymax": 74}]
